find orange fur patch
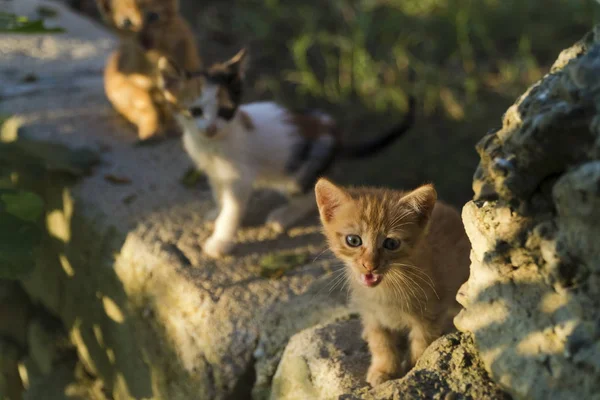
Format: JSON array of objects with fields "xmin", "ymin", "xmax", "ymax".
[{"xmin": 100, "ymin": 0, "xmax": 202, "ymax": 139}]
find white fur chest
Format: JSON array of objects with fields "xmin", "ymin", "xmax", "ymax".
[
  {"xmin": 181, "ymin": 124, "xmax": 242, "ymax": 182},
  {"xmin": 351, "ymin": 286, "xmax": 414, "ymax": 331}
]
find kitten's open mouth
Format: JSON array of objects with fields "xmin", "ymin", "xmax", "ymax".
[{"xmin": 360, "ymin": 273, "xmax": 382, "ymax": 287}]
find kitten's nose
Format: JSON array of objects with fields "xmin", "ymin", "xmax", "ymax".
[
  {"xmin": 362, "ymin": 262, "xmax": 378, "ymax": 273},
  {"xmin": 206, "ymin": 123, "xmax": 218, "ymax": 137}
]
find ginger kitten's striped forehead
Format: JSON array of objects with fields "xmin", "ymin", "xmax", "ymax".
[
  {"xmin": 349, "ymin": 189, "xmax": 419, "ymax": 233},
  {"xmin": 315, "ymin": 179, "xmax": 437, "ymax": 244}
]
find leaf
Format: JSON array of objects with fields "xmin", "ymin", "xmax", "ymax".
[
  {"xmin": 1, "ymin": 191, "xmax": 44, "ymax": 222},
  {"xmin": 0, "ymin": 190, "xmax": 43, "ymax": 279},
  {"xmin": 104, "ymin": 174, "xmax": 132, "ymax": 185},
  {"xmin": 22, "ymin": 73, "xmax": 39, "ymax": 83},
  {"xmin": 180, "ymin": 167, "xmax": 206, "ymax": 187},
  {"xmin": 259, "ymin": 253, "xmax": 309, "ymax": 279},
  {"xmin": 0, "ymin": 13, "xmax": 64, "ymax": 34},
  {"xmin": 36, "ymin": 6, "xmax": 58, "ymax": 18}
]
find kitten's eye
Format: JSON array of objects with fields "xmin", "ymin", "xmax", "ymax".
[
  {"xmin": 345, "ymin": 235, "xmax": 362, "ymax": 247},
  {"xmin": 121, "ymin": 17, "xmax": 133, "ymax": 29},
  {"xmin": 146, "ymin": 12, "xmax": 160, "ymax": 23},
  {"xmin": 190, "ymin": 107, "xmax": 204, "ymax": 118},
  {"xmin": 383, "ymin": 238, "xmax": 401, "ymax": 251}
]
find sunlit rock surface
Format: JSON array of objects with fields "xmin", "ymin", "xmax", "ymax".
[{"xmin": 456, "ymin": 26, "xmax": 600, "ymax": 399}]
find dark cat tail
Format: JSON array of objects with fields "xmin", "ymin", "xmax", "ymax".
[{"xmin": 338, "ymin": 94, "xmax": 416, "ymax": 159}]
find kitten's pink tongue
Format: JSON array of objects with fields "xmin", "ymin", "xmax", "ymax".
[{"xmin": 361, "ymin": 273, "xmax": 381, "ymax": 287}]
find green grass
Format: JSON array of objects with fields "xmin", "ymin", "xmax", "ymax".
[{"xmin": 187, "ymin": 0, "xmax": 598, "ymax": 204}]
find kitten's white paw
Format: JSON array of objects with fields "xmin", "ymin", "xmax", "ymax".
[
  {"xmin": 203, "ymin": 236, "xmax": 234, "ymax": 258},
  {"xmin": 366, "ymin": 367, "xmax": 393, "ymax": 387},
  {"xmin": 204, "ymin": 208, "xmax": 220, "ymax": 222}
]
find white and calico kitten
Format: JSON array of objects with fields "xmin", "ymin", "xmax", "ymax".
[{"xmin": 158, "ymin": 49, "xmax": 416, "ymax": 258}]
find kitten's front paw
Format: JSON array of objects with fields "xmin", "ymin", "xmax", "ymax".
[
  {"xmin": 203, "ymin": 236, "xmax": 234, "ymax": 258},
  {"xmin": 366, "ymin": 360, "xmax": 409, "ymax": 387},
  {"xmin": 366, "ymin": 367, "xmax": 393, "ymax": 387}
]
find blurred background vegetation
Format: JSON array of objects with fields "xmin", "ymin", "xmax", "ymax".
[{"xmin": 73, "ymin": 0, "xmax": 598, "ymax": 205}]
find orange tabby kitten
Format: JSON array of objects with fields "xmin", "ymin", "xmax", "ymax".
[
  {"xmin": 96, "ymin": 0, "xmax": 201, "ymax": 140},
  {"xmin": 314, "ymin": 178, "xmax": 470, "ymax": 386}
]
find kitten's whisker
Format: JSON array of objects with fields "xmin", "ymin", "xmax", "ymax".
[
  {"xmin": 390, "ymin": 263, "xmax": 440, "ymax": 298},
  {"xmin": 389, "ymin": 270, "xmax": 426, "ymax": 314},
  {"xmin": 394, "ymin": 265, "xmax": 435, "ymax": 288},
  {"xmin": 388, "ymin": 220, "xmax": 413, "ymax": 231},
  {"xmin": 310, "ymin": 265, "xmax": 347, "ymax": 299},
  {"xmin": 391, "ymin": 263, "xmax": 440, "ymax": 300},
  {"xmin": 399, "ymin": 271, "xmax": 429, "ymax": 303},
  {"xmin": 389, "ymin": 270, "xmax": 424, "ymax": 313},
  {"xmin": 327, "ymin": 271, "xmax": 348, "ymax": 293},
  {"xmin": 388, "ymin": 209, "xmax": 414, "ymax": 227},
  {"xmin": 312, "ymin": 247, "xmax": 333, "ymax": 263},
  {"xmin": 388, "ymin": 273, "xmax": 409, "ymax": 311},
  {"xmin": 403, "ymin": 270, "xmax": 440, "ymax": 300},
  {"xmin": 341, "ymin": 274, "xmax": 352, "ymax": 301}
]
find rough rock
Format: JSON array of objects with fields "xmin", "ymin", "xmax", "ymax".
[
  {"xmin": 1, "ymin": 2, "xmax": 350, "ymax": 398},
  {"xmin": 270, "ymin": 316, "xmax": 369, "ymax": 399},
  {"xmin": 0, "ymin": 280, "xmax": 32, "ymax": 347},
  {"xmin": 350, "ymin": 333, "xmax": 509, "ymax": 400},
  {"xmin": 0, "ymin": 339, "xmax": 24, "ymax": 400},
  {"xmin": 252, "ymin": 286, "xmax": 351, "ymax": 399},
  {"xmin": 271, "ymin": 315, "xmax": 508, "ymax": 400},
  {"xmin": 27, "ymin": 315, "xmax": 74, "ymax": 376},
  {"xmin": 456, "ymin": 27, "xmax": 600, "ymax": 399}
]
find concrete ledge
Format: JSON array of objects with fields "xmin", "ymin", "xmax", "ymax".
[{"xmin": 1, "ymin": 3, "xmax": 350, "ymax": 398}]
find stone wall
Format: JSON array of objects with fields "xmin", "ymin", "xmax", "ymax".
[{"xmin": 455, "ymin": 26, "xmax": 600, "ymax": 399}]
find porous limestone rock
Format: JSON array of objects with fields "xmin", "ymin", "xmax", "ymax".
[
  {"xmin": 271, "ymin": 316, "xmax": 508, "ymax": 400},
  {"xmin": 349, "ymin": 333, "xmax": 510, "ymax": 400},
  {"xmin": 0, "ymin": 1, "xmax": 350, "ymax": 398},
  {"xmin": 270, "ymin": 316, "xmax": 369, "ymax": 400},
  {"xmin": 456, "ymin": 26, "xmax": 600, "ymax": 399}
]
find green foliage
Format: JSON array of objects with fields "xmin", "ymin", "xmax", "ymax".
[
  {"xmin": 259, "ymin": 253, "xmax": 309, "ymax": 279},
  {"xmin": 0, "ymin": 189, "xmax": 44, "ymax": 279},
  {"xmin": 0, "ymin": 118, "xmax": 99, "ymax": 279},
  {"xmin": 180, "ymin": 167, "xmax": 206, "ymax": 188},
  {"xmin": 0, "ymin": 12, "xmax": 64, "ymax": 33},
  {"xmin": 224, "ymin": 0, "xmax": 596, "ymax": 117}
]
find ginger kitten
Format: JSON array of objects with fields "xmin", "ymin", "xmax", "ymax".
[
  {"xmin": 314, "ymin": 178, "xmax": 470, "ymax": 386},
  {"xmin": 95, "ymin": 0, "xmax": 201, "ymax": 140},
  {"xmin": 157, "ymin": 50, "xmax": 416, "ymax": 259}
]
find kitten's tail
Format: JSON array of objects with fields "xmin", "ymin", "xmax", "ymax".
[
  {"xmin": 337, "ymin": 68, "xmax": 417, "ymax": 159},
  {"xmin": 337, "ymin": 95, "xmax": 416, "ymax": 159}
]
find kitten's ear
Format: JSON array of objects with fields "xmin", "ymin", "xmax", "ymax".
[
  {"xmin": 401, "ymin": 184, "xmax": 437, "ymax": 226},
  {"xmin": 223, "ymin": 48, "xmax": 249, "ymax": 79},
  {"xmin": 315, "ymin": 178, "xmax": 350, "ymax": 223},
  {"xmin": 158, "ymin": 57, "xmax": 185, "ymax": 102}
]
